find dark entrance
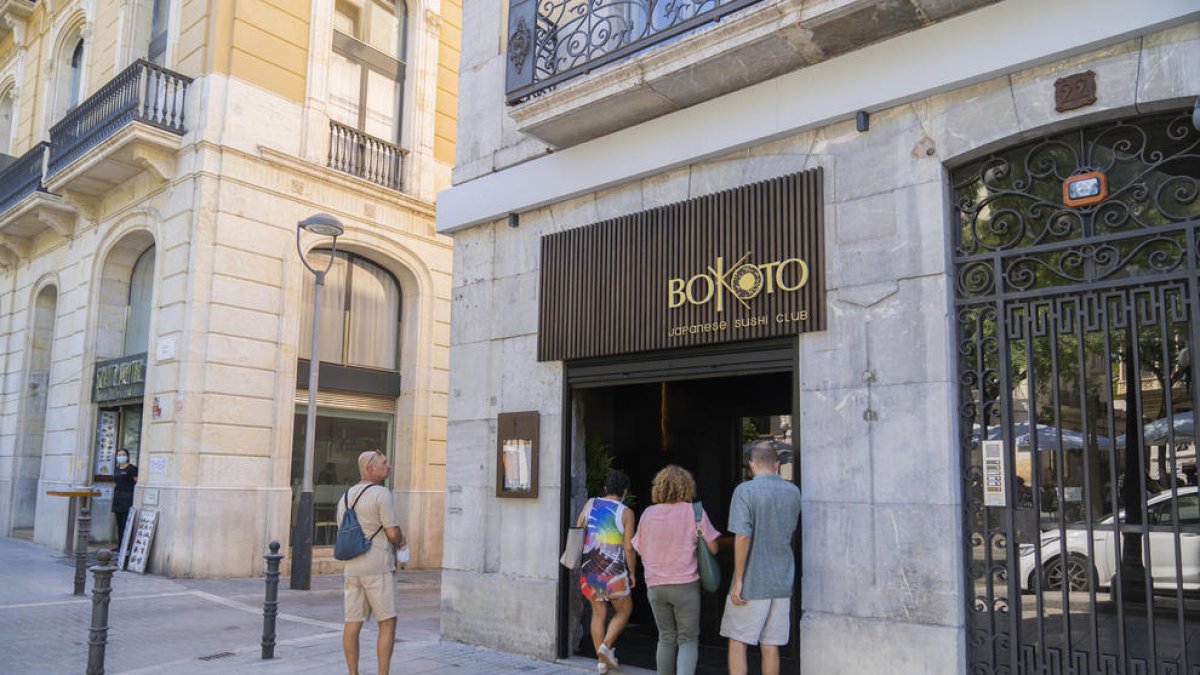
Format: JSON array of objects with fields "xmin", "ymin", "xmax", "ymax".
[
  {"xmin": 955, "ymin": 110, "xmax": 1200, "ymax": 673},
  {"xmin": 560, "ymin": 340, "xmax": 799, "ymax": 674}
]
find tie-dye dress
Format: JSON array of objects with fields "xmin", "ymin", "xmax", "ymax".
[{"xmin": 580, "ymin": 497, "xmax": 631, "ymax": 601}]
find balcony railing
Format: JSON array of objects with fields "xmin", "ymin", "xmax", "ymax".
[
  {"xmin": 0, "ymin": 142, "xmax": 48, "ymax": 215},
  {"xmin": 505, "ymin": 0, "xmax": 764, "ymax": 103},
  {"xmin": 48, "ymin": 59, "xmax": 192, "ymax": 176},
  {"xmin": 328, "ymin": 121, "xmax": 405, "ymax": 191}
]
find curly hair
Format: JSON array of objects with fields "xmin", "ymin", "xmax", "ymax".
[{"xmin": 651, "ymin": 465, "xmax": 695, "ymax": 504}]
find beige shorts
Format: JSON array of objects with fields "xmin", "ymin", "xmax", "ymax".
[
  {"xmin": 719, "ymin": 595, "xmax": 791, "ymax": 646},
  {"xmin": 344, "ymin": 573, "xmax": 396, "ymax": 623}
]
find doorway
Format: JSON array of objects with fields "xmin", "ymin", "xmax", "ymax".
[
  {"xmin": 563, "ymin": 363, "xmax": 798, "ymax": 674},
  {"xmin": 94, "ymin": 403, "xmax": 143, "ymax": 542},
  {"xmin": 954, "ymin": 110, "xmax": 1200, "ymax": 673}
]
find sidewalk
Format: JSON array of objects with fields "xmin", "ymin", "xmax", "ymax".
[{"xmin": 0, "ymin": 536, "xmax": 623, "ymax": 674}]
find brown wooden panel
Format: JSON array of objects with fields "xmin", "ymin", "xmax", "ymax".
[{"xmin": 538, "ymin": 169, "xmax": 826, "ymax": 361}]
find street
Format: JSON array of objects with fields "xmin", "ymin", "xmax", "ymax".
[{"xmin": 0, "ymin": 536, "xmax": 608, "ymax": 674}]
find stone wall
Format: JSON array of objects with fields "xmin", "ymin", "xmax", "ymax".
[{"xmin": 441, "ymin": 18, "xmax": 1200, "ymax": 672}]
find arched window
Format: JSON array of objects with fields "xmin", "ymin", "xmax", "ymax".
[
  {"xmin": 0, "ymin": 91, "xmax": 13, "ymax": 156},
  {"xmin": 67, "ymin": 39, "xmax": 85, "ymax": 110},
  {"xmin": 299, "ymin": 251, "xmax": 401, "ymax": 371},
  {"xmin": 329, "ymin": 0, "xmax": 408, "ymax": 143},
  {"xmin": 123, "ymin": 246, "xmax": 155, "ymax": 356}
]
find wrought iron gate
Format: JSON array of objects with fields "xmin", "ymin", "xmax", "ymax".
[{"xmin": 956, "ymin": 110, "xmax": 1200, "ymax": 674}]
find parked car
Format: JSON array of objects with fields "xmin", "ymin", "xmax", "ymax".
[{"xmin": 1018, "ymin": 486, "xmax": 1200, "ymax": 592}]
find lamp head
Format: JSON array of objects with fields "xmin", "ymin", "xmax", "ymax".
[{"xmin": 298, "ymin": 213, "xmax": 345, "ymax": 238}]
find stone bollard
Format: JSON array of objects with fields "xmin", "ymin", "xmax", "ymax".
[
  {"xmin": 262, "ymin": 540, "xmax": 283, "ymax": 660},
  {"xmin": 87, "ymin": 548, "xmax": 117, "ymax": 675}
]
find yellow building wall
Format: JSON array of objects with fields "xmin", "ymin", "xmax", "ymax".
[
  {"xmin": 176, "ymin": 0, "xmax": 213, "ymax": 75},
  {"xmin": 434, "ymin": 0, "xmax": 461, "ymax": 165},
  {"xmin": 90, "ymin": 0, "xmax": 122, "ymax": 85},
  {"xmin": 226, "ymin": 0, "xmax": 309, "ymax": 104}
]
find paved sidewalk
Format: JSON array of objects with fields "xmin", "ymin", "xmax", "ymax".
[{"xmin": 0, "ymin": 536, "xmax": 628, "ymax": 674}]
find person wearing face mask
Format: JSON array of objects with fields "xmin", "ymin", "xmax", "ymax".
[{"xmin": 112, "ymin": 449, "xmax": 138, "ymax": 546}]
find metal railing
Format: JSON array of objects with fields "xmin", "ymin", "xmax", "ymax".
[
  {"xmin": 505, "ymin": 0, "xmax": 764, "ymax": 103},
  {"xmin": 0, "ymin": 142, "xmax": 49, "ymax": 215},
  {"xmin": 328, "ymin": 121, "xmax": 405, "ymax": 191},
  {"xmin": 48, "ymin": 59, "xmax": 192, "ymax": 176}
]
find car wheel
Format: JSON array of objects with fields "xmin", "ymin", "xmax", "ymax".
[{"xmin": 1043, "ymin": 554, "xmax": 1092, "ymax": 592}]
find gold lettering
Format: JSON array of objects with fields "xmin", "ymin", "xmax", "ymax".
[
  {"xmin": 756, "ymin": 261, "xmax": 781, "ymax": 294},
  {"xmin": 776, "ymin": 258, "xmax": 809, "ymax": 292},
  {"xmin": 685, "ymin": 274, "xmax": 714, "ymax": 305},
  {"xmin": 668, "ymin": 278, "xmax": 686, "ymax": 308}
]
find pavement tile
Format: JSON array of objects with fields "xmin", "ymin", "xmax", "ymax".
[{"xmin": 0, "ymin": 536, "xmax": 614, "ymax": 674}]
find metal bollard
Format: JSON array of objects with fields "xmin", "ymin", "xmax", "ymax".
[
  {"xmin": 75, "ymin": 496, "xmax": 93, "ymax": 595},
  {"xmin": 87, "ymin": 548, "xmax": 117, "ymax": 675},
  {"xmin": 262, "ymin": 540, "xmax": 283, "ymax": 659}
]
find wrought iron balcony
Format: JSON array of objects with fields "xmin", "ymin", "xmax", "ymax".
[
  {"xmin": 0, "ymin": 142, "xmax": 48, "ymax": 217},
  {"xmin": 48, "ymin": 59, "xmax": 191, "ymax": 178},
  {"xmin": 328, "ymin": 121, "xmax": 406, "ymax": 191},
  {"xmin": 505, "ymin": 0, "xmax": 764, "ymax": 104}
]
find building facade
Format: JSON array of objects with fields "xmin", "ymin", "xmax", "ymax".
[
  {"xmin": 0, "ymin": 0, "xmax": 459, "ymax": 577},
  {"xmin": 438, "ymin": 0, "xmax": 1200, "ymax": 672}
]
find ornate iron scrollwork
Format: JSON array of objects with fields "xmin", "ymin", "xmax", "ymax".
[
  {"xmin": 509, "ymin": 17, "xmax": 532, "ymax": 72},
  {"xmin": 955, "ymin": 109, "xmax": 1200, "ymax": 674},
  {"xmin": 507, "ymin": 0, "xmax": 763, "ymax": 102},
  {"xmin": 954, "ymin": 111, "xmax": 1200, "ymax": 266}
]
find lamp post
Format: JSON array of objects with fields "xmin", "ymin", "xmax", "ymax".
[{"xmin": 291, "ymin": 213, "xmax": 344, "ymax": 590}]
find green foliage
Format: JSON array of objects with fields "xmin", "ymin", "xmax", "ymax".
[
  {"xmin": 585, "ymin": 437, "xmax": 636, "ymax": 507},
  {"xmin": 742, "ymin": 419, "xmax": 760, "ymax": 444}
]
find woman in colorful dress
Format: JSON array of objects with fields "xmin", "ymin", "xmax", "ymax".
[{"xmin": 578, "ymin": 470, "xmax": 637, "ymax": 673}]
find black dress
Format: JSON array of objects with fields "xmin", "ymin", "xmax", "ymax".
[{"xmin": 112, "ymin": 464, "xmax": 138, "ymax": 543}]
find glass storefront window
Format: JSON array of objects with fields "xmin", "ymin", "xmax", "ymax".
[{"xmin": 290, "ymin": 407, "xmax": 394, "ymax": 546}]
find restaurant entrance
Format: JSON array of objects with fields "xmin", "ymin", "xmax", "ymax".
[{"xmin": 560, "ymin": 340, "xmax": 800, "ymax": 674}]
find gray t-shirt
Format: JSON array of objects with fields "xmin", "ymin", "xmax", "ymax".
[{"xmin": 728, "ymin": 473, "xmax": 802, "ymax": 599}]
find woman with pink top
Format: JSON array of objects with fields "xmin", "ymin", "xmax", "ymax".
[{"xmin": 631, "ymin": 465, "xmax": 721, "ymax": 675}]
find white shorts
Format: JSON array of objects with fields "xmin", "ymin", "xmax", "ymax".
[{"xmin": 719, "ymin": 595, "xmax": 791, "ymax": 646}]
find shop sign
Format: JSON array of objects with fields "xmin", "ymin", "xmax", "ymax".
[
  {"xmin": 538, "ymin": 169, "xmax": 826, "ymax": 361},
  {"xmin": 93, "ymin": 353, "xmax": 148, "ymax": 403}
]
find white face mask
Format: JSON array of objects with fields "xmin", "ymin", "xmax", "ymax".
[{"xmin": 117, "ymin": 455, "xmax": 129, "ymax": 463}]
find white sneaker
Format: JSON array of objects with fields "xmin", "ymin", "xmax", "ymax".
[
  {"xmin": 598, "ymin": 644, "xmax": 619, "ymax": 670},
  {"xmin": 596, "ymin": 662, "xmax": 609, "ymax": 674}
]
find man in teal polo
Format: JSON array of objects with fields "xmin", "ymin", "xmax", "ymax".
[{"xmin": 721, "ymin": 442, "xmax": 802, "ymax": 675}]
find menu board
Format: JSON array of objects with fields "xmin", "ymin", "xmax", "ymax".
[
  {"xmin": 94, "ymin": 411, "xmax": 118, "ymax": 476},
  {"xmin": 126, "ymin": 510, "xmax": 158, "ymax": 574}
]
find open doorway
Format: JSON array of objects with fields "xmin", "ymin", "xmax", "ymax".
[{"xmin": 564, "ymin": 369, "xmax": 798, "ymax": 674}]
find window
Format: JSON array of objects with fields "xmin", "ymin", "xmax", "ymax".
[
  {"xmin": 148, "ymin": 0, "xmax": 171, "ymax": 64},
  {"xmin": 0, "ymin": 91, "xmax": 12, "ymax": 156},
  {"xmin": 123, "ymin": 247, "xmax": 155, "ymax": 356},
  {"xmin": 67, "ymin": 39, "xmax": 85, "ymax": 110},
  {"xmin": 291, "ymin": 408, "xmax": 394, "ymax": 546},
  {"xmin": 329, "ymin": 0, "xmax": 407, "ymax": 143},
  {"xmin": 299, "ymin": 251, "xmax": 401, "ymax": 371}
]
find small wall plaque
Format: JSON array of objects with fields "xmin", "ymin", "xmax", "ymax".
[
  {"xmin": 1055, "ymin": 70, "xmax": 1097, "ymax": 113},
  {"xmin": 496, "ymin": 412, "xmax": 539, "ymax": 498}
]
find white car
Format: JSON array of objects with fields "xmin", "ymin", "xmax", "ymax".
[{"xmin": 1018, "ymin": 486, "xmax": 1200, "ymax": 592}]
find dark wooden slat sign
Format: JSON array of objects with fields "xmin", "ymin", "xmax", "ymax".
[{"xmin": 538, "ymin": 169, "xmax": 825, "ymax": 361}]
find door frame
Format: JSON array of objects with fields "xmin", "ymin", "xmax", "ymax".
[{"xmin": 555, "ymin": 336, "xmax": 803, "ymax": 662}]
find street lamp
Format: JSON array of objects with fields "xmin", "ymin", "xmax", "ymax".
[{"xmin": 291, "ymin": 213, "xmax": 344, "ymax": 590}]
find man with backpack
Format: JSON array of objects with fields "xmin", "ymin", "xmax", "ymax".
[{"xmin": 338, "ymin": 450, "xmax": 405, "ymax": 675}]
